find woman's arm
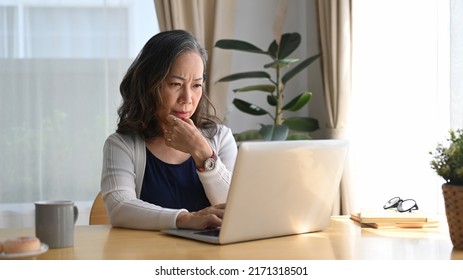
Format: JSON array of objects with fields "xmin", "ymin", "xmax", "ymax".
[
  {"xmin": 100, "ymin": 133, "xmax": 186, "ymax": 230},
  {"xmin": 198, "ymin": 126, "xmax": 238, "ymax": 205}
]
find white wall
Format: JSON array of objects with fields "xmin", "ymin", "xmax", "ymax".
[{"xmin": 223, "ymin": 0, "xmax": 326, "ymax": 138}]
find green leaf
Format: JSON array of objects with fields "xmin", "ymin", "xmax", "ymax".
[
  {"xmin": 233, "ymin": 130, "xmax": 263, "ymax": 141},
  {"xmin": 218, "ymin": 71, "xmax": 271, "ymax": 82},
  {"xmin": 268, "ymin": 40, "xmax": 278, "ymax": 59},
  {"xmin": 264, "ymin": 58, "xmax": 300, "ymax": 69},
  {"xmin": 232, "ymin": 84, "xmax": 275, "ymax": 93},
  {"xmin": 233, "ymin": 99, "xmax": 268, "ymax": 116},
  {"xmin": 282, "ymin": 92, "xmax": 312, "ymax": 111},
  {"xmin": 259, "ymin": 124, "xmax": 289, "ymax": 141},
  {"xmin": 283, "ymin": 117, "xmax": 319, "ymax": 132},
  {"xmin": 267, "ymin": 95, "xmax": 277, "ymax": 106},
  {"xmin": 215, "ymin": 39, "xmax": 267, "ymax": 55},
  {"xmin": 267, "ymin": 33, "xmax": 301, "ymax": 59},
  {"xmin": 282, "ymin": 53, "xmax": 321, "ymax": 85},
  {"xmin": 278, "ymin": 33, "xmax": 301, "ymax": 59},
  {"xmin": 286, "ymin": 134, "xmax": 312, "ymax": 140}
]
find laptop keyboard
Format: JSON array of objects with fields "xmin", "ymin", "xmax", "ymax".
[{"xmin": 194, "ymin": 228, "xmax": 221, "ymax": 237}]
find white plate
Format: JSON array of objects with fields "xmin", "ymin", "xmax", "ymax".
[{"xmin": 0, "ymin": 243, "xmax": 49, "ymax": 259}]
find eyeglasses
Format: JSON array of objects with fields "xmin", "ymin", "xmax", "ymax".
[{"xmin": 383, "ymin": 197, "xmax": 419, "ymax": 212}]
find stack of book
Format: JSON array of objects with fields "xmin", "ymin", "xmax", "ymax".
[{"xmin": 350, "ymin": 208, "xmax": 439, "ymax": 229}]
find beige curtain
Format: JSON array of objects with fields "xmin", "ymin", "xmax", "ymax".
[
  {"xmin": 154, "ymin": 0, "xmax": 236, "ymax": 121},
  {"xmin": 316, "ymin": 0, "xmax": 353, "ymax": 215}
]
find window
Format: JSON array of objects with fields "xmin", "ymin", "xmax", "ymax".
[
  {"xmin": 350, "ymin": 0, "xmax": 453, "ymax": 214},
  {"xmin": 0, "ymin": 0, "xmax": 159, "ymax": 227}
]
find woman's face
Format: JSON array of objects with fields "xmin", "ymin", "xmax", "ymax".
[{"xmin": 158, "ymin": 51, "xmax": 204, "ymax": 124}]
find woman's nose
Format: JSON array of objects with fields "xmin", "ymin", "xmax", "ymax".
[{"xmin": 179, "ymin": 87, "xmax": 193, "ymax": 104}]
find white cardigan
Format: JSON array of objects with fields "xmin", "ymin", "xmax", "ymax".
[{"xmin": 100, "ymin": 125, "xmax": 237, "ymax": 230}]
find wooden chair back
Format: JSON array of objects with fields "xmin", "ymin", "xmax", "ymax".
[{"xmin": 89, "ymin": 191, "xmax": 110, "ymax": 225}]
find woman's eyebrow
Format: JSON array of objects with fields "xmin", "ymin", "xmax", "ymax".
[{"xmin": 167, "ymin": 75, "xmax": 203, "ymax": 81}]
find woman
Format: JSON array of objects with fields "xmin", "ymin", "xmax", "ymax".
[{"xmin": 100, "ymin": 30, "xmax": 237, "ymax": 230}]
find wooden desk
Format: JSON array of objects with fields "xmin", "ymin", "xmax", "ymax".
[{"xmin": 1, "ymin": 216, "xmax": 462, "ymax": 260}]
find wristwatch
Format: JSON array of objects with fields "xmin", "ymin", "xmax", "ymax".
[{"xmin": 198, "ymin": 151, "xmax": 217, "ymax": 172}]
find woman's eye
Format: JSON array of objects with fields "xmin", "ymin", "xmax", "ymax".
[
  {"xmin": 170, "ymin": 82, "xmax": 181, "ymax": 87},
  {"xmin": 193, "ymin": 83, "xmax": 202, "ymax": 89}
]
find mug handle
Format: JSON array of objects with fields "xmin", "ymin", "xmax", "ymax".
[{"xmin": 73, "ymin": 205, "xmax": 79, "ymax": 224}]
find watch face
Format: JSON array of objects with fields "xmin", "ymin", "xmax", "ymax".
[{"xmin": 204, "ymin": 157, "xmax": 216, "ymax": 171}]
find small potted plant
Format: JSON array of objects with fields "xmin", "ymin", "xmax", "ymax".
[{"xmin": 430, "ymin": 129, "xmax": 463, "ymax": 249}]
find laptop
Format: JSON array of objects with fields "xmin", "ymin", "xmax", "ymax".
[{"xmin": 161, "ymin": 139, "xmax": 348, "ymax": 244}]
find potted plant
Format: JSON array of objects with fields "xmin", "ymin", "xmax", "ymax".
[
  {"xmin": 214, "ymin": 32, "xmax": 320, "ymax": 141},
  {"xmin": 430, "ymin": 129, "xmax": 463, "ymax": 249}
]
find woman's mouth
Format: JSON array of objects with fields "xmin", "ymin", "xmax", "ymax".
[{"xmin": 172, "ymin": 111, "xmax": 190, "ymax": 119}]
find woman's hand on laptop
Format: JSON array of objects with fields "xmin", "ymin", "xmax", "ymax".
[{"xmin": 176, "ymin": 203, "xmax": 226, "ymax": 230}]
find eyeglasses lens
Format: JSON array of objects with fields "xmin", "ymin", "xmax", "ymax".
[
  {"xmin": 397, "ymin": 199, "xmax": 418, "ymax": 212},
  {"xmin": 383, "ymin": 197, "xmax": 401, "ymax": 209}
]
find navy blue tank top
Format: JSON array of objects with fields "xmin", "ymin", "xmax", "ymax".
[{"xmin": 140, "ymin": 148, "xmax": 211, "ymax": 211}]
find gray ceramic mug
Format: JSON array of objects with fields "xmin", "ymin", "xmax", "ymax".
[{"xmin": 35, "ymin": 200, "xmax": 79, "ymax": 249}]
